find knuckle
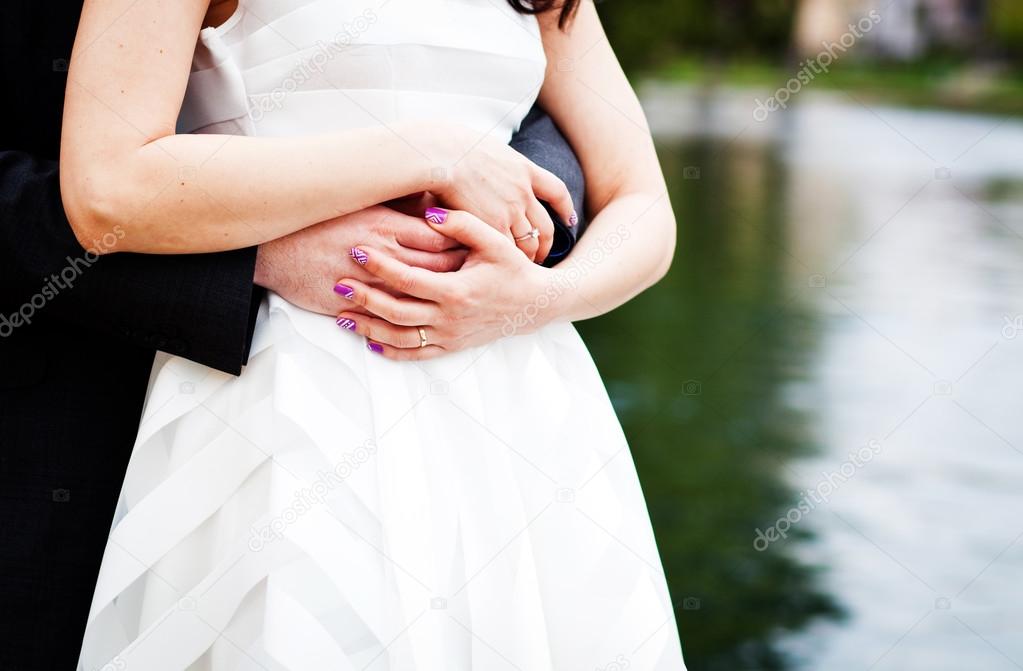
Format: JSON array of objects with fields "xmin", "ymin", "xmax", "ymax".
[
  {"xmin": 445, "ymin": 284, "xmax": 469, "ymax": 308},
  {"xmin": 371, "ymin": 210, "xmax": 394, "ymax": 233},
  {"xmin": 425, "ymin": 236, "xmax": 449, "ymax": 253},
  {"xmin": 417, "ymin": 256, "xmax": 442, "ymax": 272},
  {"xmin": 400, "ymin": 330, "xmax": 421, "ymax": 349},
  {"xmin": 396, "ymin": 270, "xmax": 418, "ymax": 294},
  {"xmin": 390, "ymin": 306, "xmax": 413, "ymax": 325}
]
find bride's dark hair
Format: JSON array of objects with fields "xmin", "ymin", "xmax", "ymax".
[{"xmin": 506, "ymin": 0, "xmax": 580, "ymax": 28}]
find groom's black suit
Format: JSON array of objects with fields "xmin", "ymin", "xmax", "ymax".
[{"xmin": 0, "ymin": 3, "xmax": 585, "ymax": 669}]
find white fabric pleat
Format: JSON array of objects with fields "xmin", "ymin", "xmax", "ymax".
[{"xmin": 78, "ymin": 1, "xmax": 685, "ymax": 668}]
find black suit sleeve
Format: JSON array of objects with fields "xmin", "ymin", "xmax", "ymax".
[
  {"xmin": 0, "ymin": 150, "xmax": 260, "ymax": 375},
  {"xmin": 510, "ymin": 106, "xmax": 587, "ymax": 267}
]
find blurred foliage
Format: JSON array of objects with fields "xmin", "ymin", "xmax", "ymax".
[
  {"xmin": 597, "ymin": 0, "xmax": 1022, "ymax": 76},
  {"xmin": 595, "ymin": 0, "xmax": 1023, "ymax": 115},
  {"xmin": 596, "ymin": 0, "xmax": 797, "ymax": 73},
  {"xmin": 990, "ymin": 0, "xmax": 1023, "ymax": 54}
]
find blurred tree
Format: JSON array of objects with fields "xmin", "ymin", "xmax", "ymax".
[
  {"xmin": 597, "ymin": 0, "xmax": 798, "ymax": 73},
  {"xmin": 990, "ymin": 0, "xmax": 1023, "ymax": 55}
]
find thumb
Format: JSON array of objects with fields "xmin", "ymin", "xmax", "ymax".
[{"xmin": 423, "ymin": 207, "xmax": 510, "ymax": 256}]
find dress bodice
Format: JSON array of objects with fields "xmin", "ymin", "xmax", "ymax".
[{"xmin": 178, "ymin": 0, "xmax": 547, "ymax": 142}]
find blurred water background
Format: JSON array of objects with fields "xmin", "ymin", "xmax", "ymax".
[{"xmin": 581, "ymin": 1, "xmax": 1023, "ymax": 669}]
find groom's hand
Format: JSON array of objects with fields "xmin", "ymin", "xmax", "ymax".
[{"xmin": 254, "ymin": 205, "xmax": 466, "ymax": 316}]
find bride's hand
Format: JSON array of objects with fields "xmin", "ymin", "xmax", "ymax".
[
  {"xmin": 419, "ymin": 122, "xmax": 576, "ymax": 264},
  {"xmin": 333, "ymin": 208, "xmax": 561, "ymax": 359}
]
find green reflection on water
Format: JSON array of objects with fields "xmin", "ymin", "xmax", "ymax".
[{"xmin": 577, "ymin": 139, "xmax": 844, "ymax": 670}]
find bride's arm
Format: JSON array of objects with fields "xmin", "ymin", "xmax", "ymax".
[
  {"xmin": 294, "ymin": 4, "xmax": 676, "ymax": 358},
  {"xmin": 535, "ymin": 2, "xmax": 676, "ymax": 318},
  {"xmin": 60, "ymin": 0, "xmax": 572, "ymax": 255}
]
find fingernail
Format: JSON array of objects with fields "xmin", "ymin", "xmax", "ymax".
[
  {"xmin": 568, "ymin": 210, "xmax": 578, "ymax": 228},
  {"xmin": 336, "ymin": 317, "xmax": 357, "ymax": 331},
  {"xmin": 333, "ymin": 283, "xmax": 355, "ymax": 299},
  {"xmin": 367, "ymin": 341, "xmax": 384, "ymax": 354},
  {"xmin": 349, "ymin": 247, "xmax": 369, "ymax": 265},
  {"xmin": 425, "ymin": 207, "xmax": 448, "ymax": 225}
]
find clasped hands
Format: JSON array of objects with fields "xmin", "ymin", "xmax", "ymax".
[{"xmin": 256, "ymin": 153, "xmax": 577, "ymax": 360}]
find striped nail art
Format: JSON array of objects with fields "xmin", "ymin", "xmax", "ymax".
[
  {"xmin": 349, "ymin": 247, "xmax": 369, "ymax": 265},
  {"xmin": 333, "ymin": 283, "xmax": 355, "ymax": 299},
  {"xmin": 336, "ymin": 317, "xmax": 357, "ymax": 331},
  {"xmin": 367, "ymin": 342, "xmax": 384, "ymax": 354},
  {"xmin": 425, "ymin": 207, "xmax": 448, "ymax": 225}
]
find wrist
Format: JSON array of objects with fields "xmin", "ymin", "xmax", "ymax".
[
  {"xmin": 542, "ymin": 265, "xmax": 588, "ymax": 325},
  {"xmin": 253, "ymin": 243, "xmax": 273, "ymax": 289},
  {"xmin": 517, "ymin": 265, "xmax": 572, "ymax": 330},
  {"xmin": 405, "ymin": 121, "xmax": 462, "ymax": 192}
]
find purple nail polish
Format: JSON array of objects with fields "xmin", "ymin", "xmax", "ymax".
[
  {"xmin": 333, "ymin": 283, "xmax": 355, "ymax": 299},
  {"xmin": 568, "ymin": 210, "xmax": 578, "ymax": 228},
  {"xmin": 349, "ymin": 247, "xmax": 369, "ymax": 265},
  {"xmin": 336, "ymin": 317, "xmax": 357, "ymax": 331},
  {"xmin": 367, "ymin": 342, "xmax": 384, "ymax": 354},
  {"xmin": 425, "ymin": 207, "xmax": 448, "ymax": 225}
]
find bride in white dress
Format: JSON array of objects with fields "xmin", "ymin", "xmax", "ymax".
[{"xmin": 62, "ymin": 0, "xmax": 684, "ymax": 668}]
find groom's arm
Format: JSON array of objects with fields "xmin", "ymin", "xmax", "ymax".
[
  {"xmin": 0, "ymin": 105, "xmax": 585, "ymax": 375},
  {"xmin": 0, "ymin": 150, "xmax": 259, "ymax": 374}
]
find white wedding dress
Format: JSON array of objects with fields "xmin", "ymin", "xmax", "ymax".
[{"xmin": 78, "ymin": 1, "xmax": 684, "ymax": 669}]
